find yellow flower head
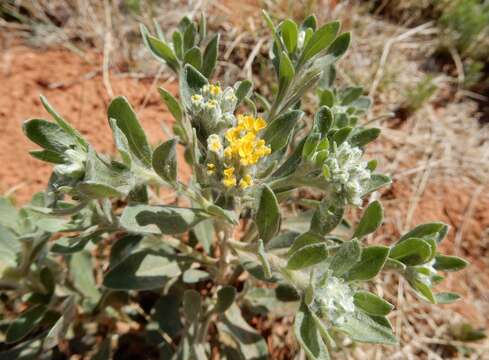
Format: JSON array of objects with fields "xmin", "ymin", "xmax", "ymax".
[
  {"xmin": 210, "ymin": 84, "xmax": 221, "ymax": 96},
  {"xmin": 207, "ymin": 163, "xmax": 215, "ymax": 175},
  {"xmin": 239, "ymin": 174, "xmax": 253, "ymax": 189},
  {"xmin": 191, "ymin": 94, "xmax": 203, "ymax": 104},
  {"xmin": 207, "ymin": 134, "xmax": 223, "ymax": 154},
  {"xmin": 206, "ymin": 99, "xmax": 218, "ymax": 109}
]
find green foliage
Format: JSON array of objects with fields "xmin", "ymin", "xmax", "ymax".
[{"xmin": 0, "ymin": 11, "xmax": 469, "ymax": 360}]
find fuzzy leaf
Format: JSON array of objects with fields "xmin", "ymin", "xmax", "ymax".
[
  {"xmin": 325, "ymin": 32, "xmax": 351, "ymax": 61},
  {"xmin": 354, "ymin": 291, "xmax": 394, "ymax": 316},
  {"xmin": 399, "ymin": 222, "xmax": 448, "ymax": 244},
  {"xmin": 180, "ymin": 64, "xmax": 208, "ymax": 110},
  {"xmin": 255, "ymin": 185, "xmax": 281, "ymax": 243},
  {"xmin": 433, "ymin": 254, "xmax": 468, "ymax": 272},
  {"xmin": 235, "ymin": 80, "xmax": 253, "ymax": 106},
  {"xmin": 287, "ymin": 243, "xmax": 328, "ymax": 270},
  {"xmin": 294, "ymin": 302, "xmax": 330, "ymax": 359},
  {"xmin": 183, "ymin": 290, "xmax": 201, "ymax": 322},
  {"xmin": 330, "ymin": 239, "xmax": 362, "ymax": 276},
  {"xmin": 263, "ymin": 110, "xmax": 303, "ymax": 152},
  {"xmin": 104, "ymin": 250, "xmax": 182, "ymax": 290},
  {"xmin": 310, "ymin": 196, "xmax": 345, "ymax": 235},
  {"xmin": 23, "ymin": 119, "xmax": 76, "ymax": 153},
  {"xmin": 390, "ymin": 238, "xmax": 433, "ymax": 266},
  {"xmin": 281, "ymin": 19, "xmax": 298, "ymax": 54},
  {"xmin": 336, "ymin": 311, "xmax": 397, "ymax": 345},
  {"xmin": 152, "ymin": 139, "xmax": 177, "ymax": 183},
  {"xmin": 350, "ymin": 128, "xmax": 381, "ymax": 148},
  {"xmin": 158, "ymin": 87, "xmax": 183, "ymax": 124},
  {"xmin": 6, "ymin": 305, "xmax": 47, "ymax": 344},
  {"xmin": 435, "ymin": 292, "xmax": 461, "ymax": 304},
  {"xmin": 215, "ymin": 286, "xmax": 237, "ymax": 313},
  {"xmin": 347, "ymin": 246, "xmax": 389, "ymax": 281},
  {"xmin": 184, "ymin": 47, "xmax": 203, "ymax": 70},
  {"xmin": 352, "ymin": 201, "xmax": 383, "ymax": 239},
  {"xmin": 202, "ymin": 33, "xmax": 219, "ymax": 78},
  {"xmin": 120, "ymin": 204, "xmax": 209, "ymax": 235},
  {"xmin": 301, "ymin": 21, "xmax": 340, "ymax": 63},
  {"xmin": 108, "ymin": 96, "xmax": 152, "ymax": 168}
]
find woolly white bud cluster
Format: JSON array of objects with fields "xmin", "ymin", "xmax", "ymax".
[
  {"xmin": 314, "ymin": 275, "xmax": 355, "ymax": 325},
  {"xmin": 323, "ymin": 142, "xmax": 371, "ymax": 206},
  {"xmin": 190, "ymin": 84, "xmax": 238, "ymax": 135}
]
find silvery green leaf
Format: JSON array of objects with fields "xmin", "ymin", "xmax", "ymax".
[
  {"xmin": 244, "ymin": 287, "xmax": 298, "ymax": 317},
  {"xmin": 184, "ymin": 46, "xmax": 203, "ymax": 70},
  {"xmin": 158, "ymin": 87, "xmax": 183, "ymax": 124},
  {"xmin": 330, "ymin": 239, "xmax": 361, "ymax": 276},
  {"xmin": 319, "ymin": 90, "xmax": 335, "ymax": 107},
  {"xmin": 271, "ymin": 138, "xmax": 305, "ymax": 178},
  {"xmin": 353, "ymin": 291, "xmax": 394, "ymax": 316},
  {"xmin": 332, "ymin": 126, "xmax": 352, "ymax": 146},
  {"xmin": 352, "ymin": 200, "xmax": 383, "ymax": 239},
  {"xmin": 191, "ymin": 219, "xmax": 214, "ymax": 253},
  {"xmin": 6, "ymin": 305, "xmax": 47, "ymax": 344},
  {"xmin": 288, "ymin": 232, "xmax": 323, "ymax": 255},
  {"xmin": 51, "ymin": 229, "xmax": 103, "ymax": 254},
  {"xmin": 315, "ymin": 106, "xmax": 333, "ymax": 135},
  {"xmin": 310, "ymin": 196, "xmax": 344, "ymax": 235},
  {"xmin": 120, "ymin": 204, "xmax": 209, "ymax": 235},
  {"xmin": 349, "ymin": 128, "xmax": 381, "ymax": 148},
  {"xmin": 399, "ymin": 222, "xmax": 448, "ymax": 244},
  {"xmin": 433, "ymin": 254, "xmax": 468, "ymax": 272},
  {"xmin": 141, "ymin": 25, "xmax": 180, "ymax": 72},
  {"xmin": 172, "ymin": 30, "xmax": 184, "ymax": 60},
  {"xmin": 266, "ymin": 231, "xmax": 299, "ymax": 250},
  {"xmin": 325, "ymin": 32, "xmax": 351, "ymax": 62},
  {"xmin": 255, "ymin": 185, "xmax": 281, "ymax": 243},
  {"xmin": 202, "ymin": 33, "xmax": 219, "ymax": 79},
  {"xmin": 23, "ymin": 119, "xmax": 76, "ymax": 153},
  {"xmin": 108, "ymin": 96, "xmax": 152, "ymax": 168},
  {"xmin": 108, "ymin": 118, "xmax": 132, "ymax": 167},
  {"xmin": 390, "ymin": 238, "xmax": 432, "ymax": 266},
  {"xmin": 109, "ymin": 234, "xmax": 143, "ymax": 268},
  {"xmin": 152, "ymin": 294, "xmax": 183, "ymax": 337},
  {"xmin": 198, "ymin": 13, "xmax": 207, "ymax": 41},
  {"xmin": 152, "ymin": 138, "xmax": 177, "ymax": 183},
  {"xmin": 279, "ymin": 51, "xmax": 295, "ymax": 93},
  {"xmin": 217, "ymin": 304, "xmax": 268, "ymax": 358},
  {"xmin": 346, "ymin": 246, "xmax": 389, "ymax": 281},
  {"xmin": 43, "ymin": 296, "xmax": 76, "ymax": 350},
  {"xmin": 336, "ymin": 311, "xmax": 397, "ymax": 345},
  {"xmin": 29, "ymin": 149, "xmax": 65, "ymax": 164},
  {"xmin": 340, "ymin": 87, "xmax": 363, "ymax": 105},
  {"xmin": 263, "ymin": 110, "xmax": 303, "ymax": 152},
  {"xmin": 257, "ymin": 240, "xmax": 272, "ymax": 279},
  {"xmin": 0, "ymin": 198, "xmax": 19, "ymax": 233},
  {"xmin": 410, "ymin": 278, "xmax": 436, "ymax": 303},
  {"xmin": 281, "ymin": 19, "xmax": 298, "ymax": 54},
  {"xmin": 362, "ymin": 174, "xmax": 391, "ymax": 195},
  {"xmin": 287, "ymin": 243, "xmax": 328, "ymax": 270},
  {"xmin": 235, "ymin": 80, "xmax": 253, "ymax": 106},
  {"xmin": 40, "ymin": 95, "xmax": 88, "ymax": 150},
  {"xmin": 215, "ymin": 286, "xmax": 237, "ymax": 313},
  {"xmin": 294, "ymin": 302, "xmax": 330, "ymax": 360},
  {"xmin": 434, "ymin": 292, "xmax": 461, "ymax": 304},
  {"xmin": 300, "ymin": 21, "xmax": 340, "ymax": 64},
  {"xmin": 182, "ymin": 269, "xmax": 210, "ymax": 283},
  {"xmin": 180, "ymin": 64, "xmax": 208, "ymax": 110},
  {"xmin": 183, "ymin": 289, "xmax": 201, "ymax": 322},
  {"xmin": 0, "ymin": 225, "xmax": 20, "ymax": 272},
  {"xmin": 183, "ymin": 21, "xmax": 197, "ymax": 50},
  {"xmin": 104, "ymin": 249, "xmax": 182, "ymax": 290},
  {"xmin": 70, "ymin": 250, "xmax": 101, "ymax": 307}
]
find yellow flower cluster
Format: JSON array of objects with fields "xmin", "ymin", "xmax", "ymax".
[
  {"xmin": 212, "ymin": 115, "xmax": 270, "ymax": 190},
  {"xmin": 224, "ymin": 115, "xmax": 270, "ymax": 166}
]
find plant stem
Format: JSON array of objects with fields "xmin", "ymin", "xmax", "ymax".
[{"xmin": 165, "ymin": 236, "xmax": 218, "ymax": 265}]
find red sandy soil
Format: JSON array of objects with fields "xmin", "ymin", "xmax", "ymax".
[
  {"xmin": 1, "ymin": 43, "xmax": 488, "ymax": 355},
  {"xmin": 0, "ymin": 43, "xmax": 177, "ymax": 203}
]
